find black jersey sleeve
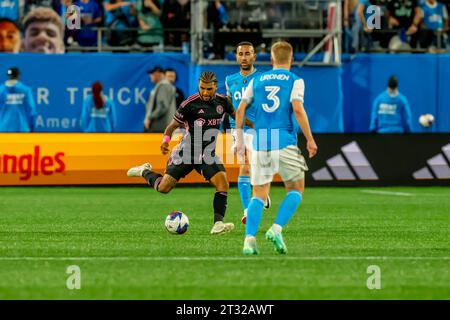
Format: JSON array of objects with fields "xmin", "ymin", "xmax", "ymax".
[
  {"xmin": 173, "ymin": 100, "xmax": 191, "ymax": 124},
  {"xmin": 223, "ymin": 95, "xmax": 235, "ymax": 115}
]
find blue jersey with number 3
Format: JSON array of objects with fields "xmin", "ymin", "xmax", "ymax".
[{"xmin": 242, "ymin": 68, "xmax": 305, "ymax": 151}]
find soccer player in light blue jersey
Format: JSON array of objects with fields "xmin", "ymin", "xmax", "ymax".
[
  {"xmin": 370, "ymin": 75, "xmax": 413, "ymax": 133},
  {"xmin": 0, "ymin": 67, "xmax": 36, "ymax": 132},
  {"xmin": 235, "ymin": 41, "xmax": 318, "ymax": 255},
  {"xmin": 225, "ymin": 41, "xmax": 271, "ymax": 225}
]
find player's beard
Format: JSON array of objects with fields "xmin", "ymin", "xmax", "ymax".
[
  {"xmin": 240, "ymin": 64, "xmax": 252, "ymax": 71},
  {"xmin": 200, "ymin": 93, "xmax": 212, "ymax": 101}
]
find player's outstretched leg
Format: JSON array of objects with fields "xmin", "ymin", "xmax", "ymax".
[
  {"xmin": 266, "ymin": 186, "xmax": 303, "ymax": 254},
  {"xmin": 209, "ymin": 171, "xmax": 235, "ymax": 235},
  {"xmin": 127, "ymin": 163, "xmax": 152, "ymax": 178},
  {"xmin": 127, "ymin": 163, "xmax": 176, "ymax": 193}
]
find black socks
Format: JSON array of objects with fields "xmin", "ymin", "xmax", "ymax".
[
  {"xmin": 142, "ymin": 169, "xmax": 162, "ymax": 191},
  {"xmin": 214, "ymin": 192, "xmax": 228, "ymax": 223}
]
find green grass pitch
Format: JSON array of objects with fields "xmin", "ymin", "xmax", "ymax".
[{"xmin": 0, "ymin": 186, "xmax": 449, "ymax": 299}]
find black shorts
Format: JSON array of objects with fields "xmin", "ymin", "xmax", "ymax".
[{"xmin": 165, "ymin": 153, "xmax": 226, "ymax": 181}]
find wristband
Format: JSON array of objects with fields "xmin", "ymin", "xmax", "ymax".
[{"xmin": 162, "ymin": 135, "xmax": 171, "ymax": 143}]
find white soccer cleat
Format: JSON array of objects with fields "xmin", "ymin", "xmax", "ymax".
[
  {"xmin": 210, "ymin": 221, "xmax": 235, "ymax": 235},
  {"xmin": 127, "ymin": 163, "xmax": 152, "ymax": 177},
  {"xmin": 264, "ymin": 195, "xmax": 271, "ymax": 210}
]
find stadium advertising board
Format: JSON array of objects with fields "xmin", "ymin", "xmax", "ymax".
[
  {"xmin": 1, "ymin": 134, "xmax": 449, "ymax": 186},
  {"xmin": 0, "ymin": 133, "xmax": 241, "ymax": 185},
  {"xmin": 303, "ymin": 134, "xmax": 450, "ymax": 186}
]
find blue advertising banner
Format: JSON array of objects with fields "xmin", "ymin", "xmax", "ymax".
[
  {"xmin": 0, "ymin": 52, "xmax": 449, "ymax": 133},
  {"xmin": 0, "ymin": 53, "xmax": 190, "ymax": 132}
]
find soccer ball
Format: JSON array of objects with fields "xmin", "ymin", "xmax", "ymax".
[
  {"xmin": 165, "ymin": 211, "xmax": 189, "ymax": 234},
  {"xmin": 419, "ymin": 114, "xmax": 435, "ymax": 128}
]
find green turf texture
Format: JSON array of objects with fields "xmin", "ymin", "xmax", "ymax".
[{"xmin": 0, "ymin": 186, "xmax": 449, "ymax": 299}]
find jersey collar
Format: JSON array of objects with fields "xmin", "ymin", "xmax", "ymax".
[
  {"xmin": 240, "ymin": 68, "xmax": 257, "ymax": 78},
  {"xmin": 5, "ymin": 80, "xmax": 18, "ymax": 87},
  {"xmin": 387, "ymin": 88, "xmax": 399, "ymax": 97}
]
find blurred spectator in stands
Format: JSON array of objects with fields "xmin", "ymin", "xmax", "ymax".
[
  {"xmin": 219, "ymin": 1, "xmax": 264, "ymax": 53},
  {"xmin": 0, "ymin": 0, "xmax": 20, "ymax": 21},
  {"xmin": 75, "ymin": 0, "xmax": 102, "ymax": 46},
  {"xmin": 103, "ymin": 0, "xmax": 138, "ymax": 46},
  {"xmin": 206, "ymin": 0, "xmax": 229, "ymax": 59},
  {"xmin": 53, "ymin": 0, "xmax": 77, "ymax": 46},
  {"xmin": 0, "ymin": 67, "xmax": 37, "ymax": 132},
  {"xmin": 419, "ymin": 0, "xmax": 449, "ymax": 52},
  {"xmin": 24, "ymin": 0, "xmax": 58, "ymax": 16},
  {"xmin": 440, "ymin": 0, "xmax": 450, "ymax": 47},
  {"xmin": 385, "ymin": 0, "xmax": 422, "ymax": 48},
  {"xmin": 0, "ymin": 18, "xmax": 21, "ymax": 52},
  {"xmin": 226, "ymin": 0, "xmax": 261, "ymax": 32},
  {"xmin": 22, "ymin": 7, "xmax": 65, "ymax": 53},
  {"xmin": 265, "ymin": 0, "xmax": 290, "ymax": 29},
  {"xmin": 356, "ymin": 0, "xmax": 390, "ymax": 51},
  {"xmin": 165, "ymin": 67, "xmax": 185, "ymax": 107},
  {"xmin": 94, "ymin": 0, "xmax": 104, "ymax": 20},
  {"xmin": 144, "ymin": 65, "xmax": 176, "ymax": 133},
  {"xmin": 80, "ymin": 81, "xmax": 117, "ymax": 132},
  {"xmin": 161, "ymin": 0, "xmax": 190, "ymax": 47},
  {"xmin": 207, "ymin": 0, "xmax": 228, "ymax": 30},
  {"xmin": 370, "ymin": 75, "xmax": 412, "ymax": 133},
  {"xmin": 344, "ymin": 0, "xmax": 360, "ymax": 52},
  {"xmin": 136, "ymin": 0, "xmax": 163, "ymax": 47}
]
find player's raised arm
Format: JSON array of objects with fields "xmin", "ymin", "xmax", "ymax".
[
  {"xmin": 161, "ymin": 119, "xmax": 183, "ymax": 155},
  {"xmin": 292, "ymin": 100, "xmax": 317, "ymax": 158}
]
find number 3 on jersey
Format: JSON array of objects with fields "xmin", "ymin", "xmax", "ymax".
[{"xmin": 262, "ymin": 86, "xmax": 280, "ymax": 113}]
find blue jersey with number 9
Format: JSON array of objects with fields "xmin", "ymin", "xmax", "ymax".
[{"xmin": 242, "ymin": 68, "xmax": 305, "ymax": 151}]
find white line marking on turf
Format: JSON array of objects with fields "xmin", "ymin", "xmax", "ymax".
[
  {"xmin": 0, "ymin": 256, "xmax": 449, "ymax": 261},
  {"xmin": 361, "ymin": 190, "xmax": 413, "ymax": 197}
]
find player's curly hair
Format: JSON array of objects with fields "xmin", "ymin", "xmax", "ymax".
[{"xmin": 199, "ymin": 71, "xmax": 218, "ymax": 84}]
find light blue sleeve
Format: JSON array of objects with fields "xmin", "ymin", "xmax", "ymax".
[
  {"xmin": 401, "ymin": 96, "xmax": 413, "ymax": 133},
  {"xmin": 25, "ymin": 87, "xmax": 37, "ymax": 132},
  {"xmin": 370, "ymin": 95, "xmax": 379, "ymax": 133}
]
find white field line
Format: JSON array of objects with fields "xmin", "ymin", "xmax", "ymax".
[
  {"xmin": 361, "ymin": 190, "xmax": 413, "ymax": 197},
  {"xmin": 0, "ymin": 256, "xmax": 449, "ymax": 261}
]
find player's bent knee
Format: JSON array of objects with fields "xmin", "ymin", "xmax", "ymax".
[
  {"xmin": 157, "ymin": 176, "xmax": 177, "ymax": 194},
  {"xmin": 216, "ymin": 181, "xmax": 229, "ymax": 192},
  {"xmin": 284, "ymin": 179, "xmax": 305, "ymax": 194},
  {"xmin": 212, "ymin": 173, "xmax": 229, "ymax": 192}
]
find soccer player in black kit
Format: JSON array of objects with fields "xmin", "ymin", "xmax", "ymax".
[{"xmin": 127, "ymin": 71, "xmax": 241, "ymax": 235}]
